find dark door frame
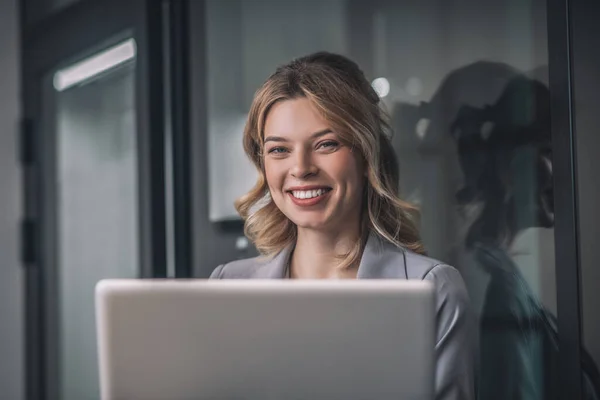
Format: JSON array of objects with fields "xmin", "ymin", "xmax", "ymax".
[
  {"xmin": 19, "ymin": 1, "xmax": 168, "ymax": 398},
  {"xmin": 547, "ymin": 0, "xmax": 587, "ymax": 398},
  {"xmin": 167, "ymin": 0, "xmax": 193, "ymax": 278}
]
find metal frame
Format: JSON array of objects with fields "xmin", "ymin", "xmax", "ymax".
[
  {"xmin": 168, "ymin": 0, "xmax": 193, "ymax": 278},
  {"xmin": 19, "ymin": 1, "xmax": 167, "ymax": 398},
  {"xmin": 136, "ymin": 0, "xmax": 168, "ymax": 279},
  {"xmin": 547, "ymin": 0, "xmax": 583, "ymax": 398}
]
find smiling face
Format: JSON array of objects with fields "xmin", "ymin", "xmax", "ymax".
[{"xmin": 263, "ymin": 97, "xmax": 365, "ymax": 234}]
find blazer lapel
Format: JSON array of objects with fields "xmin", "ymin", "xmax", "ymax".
[
  {"xmin": 357, "ymin": 232, "xmax": 408, "ymax": 279},
  {"xmin": 260, "ymin": 232, "xmax": 408, "ymax": 280},
  {"xmin": 256, "ymin": 245, "xmax": 292, "ymax": 279}
]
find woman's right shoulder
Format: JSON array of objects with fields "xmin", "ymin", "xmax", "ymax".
[{"xmin": 209, "ymin": 256, "xmax": 267, "ymax": 279}]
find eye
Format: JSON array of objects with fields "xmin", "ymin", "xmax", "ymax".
[
  {"xmin": 267, "ymin": 146, "xmax": 288, "ymax": 155},
  {"xmin": 317, "ymin": 140, "xmax": 340, "ymax": 150}
]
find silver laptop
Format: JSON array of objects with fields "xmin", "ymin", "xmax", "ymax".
[{"xmin": 95, "ymin": 279, "xmax": 435, "ymax": 400}]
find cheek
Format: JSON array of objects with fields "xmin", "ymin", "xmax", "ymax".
[
  {"xmin": 264, "ymin": 160, "xmax": 284, "ymax": 193},
  {"xmin": 333, "ymin": 151, "xmax": 364, "ymax": 189}
]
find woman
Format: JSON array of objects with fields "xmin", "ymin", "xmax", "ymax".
[{"xmin": 210, "ymin": 52, "xmax": 476, "ymax": 400}]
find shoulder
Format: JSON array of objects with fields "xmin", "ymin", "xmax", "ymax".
[
  {"xmin": 209, "ymin": 255, "xmax": 271, "ymax": 279},
  {"xmin": 404, "ymin": 250, "xmax": 465, "ymax": 286},
  {"xmin": 405, "ymin": 252, "xmax": 477, "ymax": 397},
  {"xmin": 404, "ymin": 250, "xmax": 471, "ymax": 320}
]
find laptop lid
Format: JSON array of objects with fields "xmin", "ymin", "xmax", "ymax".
[{"xmin": 96, "ymin": 279, "xmax": 435, "ymax": 400}]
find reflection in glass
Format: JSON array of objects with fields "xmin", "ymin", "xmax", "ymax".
[{"xmin": 402, "ymin": 66, "xmax": 556, "ymax": 399}]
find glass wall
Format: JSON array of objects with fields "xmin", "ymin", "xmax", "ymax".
[
  {"xmin": 195, "ymin": 0, "xmax": 566, "ymax": 397},
  {"xmin": 47, "ymin": 42, "xmax": 139, "ymax": 400}
]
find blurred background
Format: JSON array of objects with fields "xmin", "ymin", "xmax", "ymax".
[{"xmin": 1, "ymin": 0, "xmax": 600, "ymax": 399}]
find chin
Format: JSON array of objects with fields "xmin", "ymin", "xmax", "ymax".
[
  {"xmin": 283, "ymin": 211, "xmax": 331, "ymax": 230},
  {"xmin": 290, "ymin": 218, "xmax": 330, "ymax": 231}
]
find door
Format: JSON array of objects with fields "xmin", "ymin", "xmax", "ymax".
[{"xmin": 21, "ymin": 1, "xmax": 167, "ymax": 399}]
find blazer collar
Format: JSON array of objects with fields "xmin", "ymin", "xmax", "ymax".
[
  {"xmin": 262, "ymin": 232, "xmax": 408, "ymax": 280},
  {"xmin": 254, "ymin": 247, "xmax": 291, "ymax": 279}
]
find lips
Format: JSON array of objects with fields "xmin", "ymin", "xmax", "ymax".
[
  {"xmin": 286, "ymin": 186, "xmax": 332, "ymax": 207},
  {"xmin": 290, "ymin": 188, "xmax": 329, "ymax": 199}
]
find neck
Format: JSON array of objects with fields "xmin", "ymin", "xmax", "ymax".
[{"xmin": 290, "ymin": 225, "xmax": 362, "ymax": 279}]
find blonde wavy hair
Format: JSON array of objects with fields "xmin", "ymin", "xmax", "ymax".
[{"xmin": 235, "ymin": 52, "xmax": 425, "ymax": 268}]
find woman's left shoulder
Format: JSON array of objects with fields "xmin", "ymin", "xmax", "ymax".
[
  {"xmin": 404, "ymin": 251, "xmax": 477, "ymax": 399},
  {"xmin": 403, "ymin": 251, "xmax": 461, "ymax": 281},
  {"xmin": 403, "ymin": 251, "xmax": 469, "ymax": 299}
]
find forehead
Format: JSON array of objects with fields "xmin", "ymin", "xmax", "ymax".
[{"xmin": 264, "ymin": 98, "xmax": 330, "ymax": 139}]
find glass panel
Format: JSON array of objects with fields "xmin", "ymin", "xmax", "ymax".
[
  {"xmin": 201, "ymin": 0, "xmax": 562, "ymax": 397},
  {"xmin": 571, "ymin": 2, "xmax": 600, "ymax": 394},
  {"xmin": 52, "ymin": 42, "xmax": 138, "ymax": 400}
]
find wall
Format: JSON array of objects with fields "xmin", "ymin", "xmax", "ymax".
[
  {"xmin": 23, "ymin": 0, "xmax": 80, "ymax": 25},
  {"xmin": 0, "ymin": 0, "xmax": 24, "ymax": 398}
]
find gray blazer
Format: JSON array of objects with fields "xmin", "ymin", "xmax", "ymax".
[{"xmin": 210, "ymin": 232, "xmax": 477, "ymax": 400}]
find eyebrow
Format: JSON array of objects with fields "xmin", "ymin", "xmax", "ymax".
[{"xmin": 264, "ymin": 129, "xmax": 333, "ymax": 144}]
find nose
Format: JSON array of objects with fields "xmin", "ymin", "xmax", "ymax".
[{"xmin": 290, "ymin": 149, "xmax": 318, "ymax": 179}]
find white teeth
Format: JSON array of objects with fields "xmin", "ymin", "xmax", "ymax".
[{"xmin": 292, "ymin": 189, "xmax": 327, "ymax": 199}]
